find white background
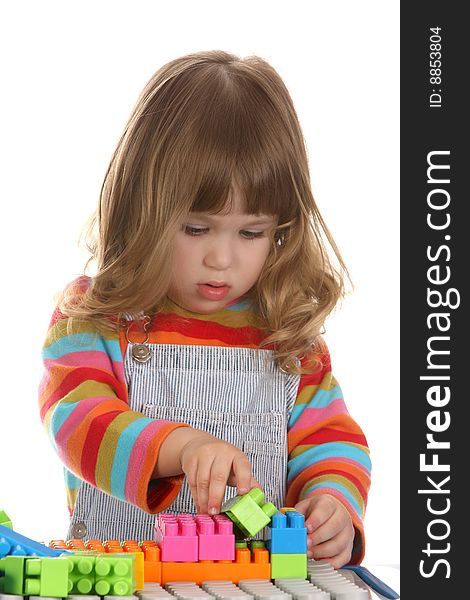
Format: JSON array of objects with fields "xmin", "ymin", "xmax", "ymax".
[{"xmin": 0, "ymin": 1, "xmax": 399, "ymax": 569}]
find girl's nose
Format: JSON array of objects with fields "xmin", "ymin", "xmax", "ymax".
[{"xmin": 203, "ymin": 237, "xmax": 233, "ymax": 270}]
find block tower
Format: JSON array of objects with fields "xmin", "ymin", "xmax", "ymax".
[{"xmin": 266, "ymin": 509, "xmax": 307, "ymax": 579}]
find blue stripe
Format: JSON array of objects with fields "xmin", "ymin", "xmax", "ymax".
[
  {"xmin": 43, "ymin": 333, "xmax": 122, "ymax": 364},
  {"xmin": 287, "ymin": 442, "xmax": 371, "ymax": 482},
  {"xmin": 110, "ymin": 418, "xmax": 154, "ymax": 500},
  {"xmin": 50, "ymin": 401, "xmax": 81, "ymax": 448},
  {"xmin": 64, "ymin": 468, "xmax": 82, "ymax": 490},
  {"xmin": 302, "ymin": 481, "xmax": 363, "ymax": 517}
]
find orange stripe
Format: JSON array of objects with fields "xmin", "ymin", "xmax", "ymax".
[
  {"xmin": 135, "ymin": 422, "xmax": 188, "ymax": 511},
  {"xmin": 286, "ymin": 459, "xmax": 371, "ymax": 505},
  {"xmin": 66, "ymin": 399, "xmax": 127, "ymax": 477}
]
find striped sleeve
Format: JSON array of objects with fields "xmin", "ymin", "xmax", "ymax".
[
  {"xmin": 286, "ymin": 344, "xmax": 371, "ymax": 564},
  {"xmin": 38, "ymin": 304, "xmax": 188, "ymax": 515}
]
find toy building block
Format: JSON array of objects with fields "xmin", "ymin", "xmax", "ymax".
[
  {"xmin": 0, "ymin": 511, "xmax": 12, "ymax": 530},
  {"xmin": 221, "ymin": 488, "xmax": 277, "ymax": 538},
  {"xmin": 93, "ymin": 554, "xmax": 135, "ymax": 596},
  {"xmin": 0, "ymin": 555, "xmax": 26, "ymax": 595},
  {"xmin": 49, "ymin": 540, "xmax": 71, "ymax": 552},
  {"xmin": 66, "ymin": 554, "xmax": 109, "ymax": 595},
  {"xmin": 0, "ymin": 524, "xmax": 66, "ymax": 558},
  {"xmin": 67, "ymin": 553, "xmax": 135, "ymax": 596},
  {"xmin": 23, "ymin": 557, "xmax": 70, "ymax": 597},
  {"xmin": 120, "ymin": 542, "xmax": 144, "ymax": 590},
  {"xmin": 49, "ymin": 539, "xmax": 160, "ymax": 585},
  {"xmin": 266, "ymin": 510, "xmax": 307, "ymax": 554},
  {"xmin": 270, "ymin": 553, "xmax": 307, "ymax": 580},
  {"xmin": 195, "ymin": 514, "xmax": 235, "ymax": 561},
  {"xmin": 85, "ymin": 540, "xmax": 106, "ymax": 553},
  {"xmin": 155, "ymin": 514, "xmax": 198, "ymax": 562},
  {"xmin": 139, "ymin": 541, "xmax": 161, "ymax": 583},
  {"xmin": 160, "ymin": 546, "xmax": 270, "ymax": 585},
  {"xmin": 0, "ymin": 555, "xmax": 70, "ymax": 597}
]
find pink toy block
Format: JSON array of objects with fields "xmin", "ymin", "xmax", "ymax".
[
  {"xmin": 155, "ymin": 514, "xmax": 198, "ymax": 562},
  {"xmin": 196, "ymin": 514, "xmax": 235, "ymax": 561}
]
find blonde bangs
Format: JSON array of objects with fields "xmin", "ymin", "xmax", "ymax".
[{"xmin": 153, "ymin": 56, "xmax": 302, "ymax": 225}]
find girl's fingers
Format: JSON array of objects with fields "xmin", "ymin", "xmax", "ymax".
[
  {"xmin": 181, "ymin": 437, "xmax": 256, "ymax": 514},
  {"xmin": 231, "ymin": 454, "xmax": 254, "ymax": 496},
  {"xmin": 183, "ymin": 456, "xmax": 201, "ymax": 513},
  {"xmin": 308, "ymin": 515, "xmax": 344, "ymax": 546},
  {"xmin": 194, "ymin": 458, "xmax": 214, "ymax": 514},
  {"xmin": 207, "ymin": 454, "xmax": 233, "ymax": 514},
  {"xmin": 297, "ymin": 495, "xmax": 343, "ymax": 534},
  {"xmin": 309, "ymin": 526, "xmax": 354, "ymax": 567},
  {"xmin": 310, "ymin": 536, "xmax": 353, "ymax": 568}
]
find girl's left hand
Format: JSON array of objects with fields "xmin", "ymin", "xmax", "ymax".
[{"xmin": 294, "ymin": 494, "xmax": 355, "ymax": 568}]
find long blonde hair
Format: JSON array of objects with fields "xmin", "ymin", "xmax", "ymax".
[{"xmin": 60, "ymin": 50, "xmax": 351, "ymax": 373}]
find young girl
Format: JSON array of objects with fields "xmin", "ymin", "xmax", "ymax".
[{"xmin": 39, "ymin": 50, "xmax": 371, "ymax": 568}]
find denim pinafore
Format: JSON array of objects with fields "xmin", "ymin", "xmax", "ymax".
[{"xmin": 67, "ymin": 342, "xmax": 300, "ymax": 541}]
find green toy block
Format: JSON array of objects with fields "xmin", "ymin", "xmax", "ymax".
[
  {"xmin": 64, "ymin": 553, "xmax": 135, "ymax": 596},
  {"xmin": 0, "ymin": 557, "xmax": 6, "ymax": 593},
  {"xmin": 94, "ymin": 554, "xmax": 134, "ymax": 596},
  {"xmin": 250, "ymin": 540, "xmax": 266, "ymax": 550},
  {"xmin": 1, "ymin": 555, "xmax": 25, "ymax": 595},
  {"xmin": 222, "ymin": 488, "xmax": 277, "ymax": 538},
  {"xmin": 23, "ymin": 557, "xmax": 70, "ymax": 597},
  {"xmin": 270, "ymin": 553, "xmax": 307, "ymax": 579},
  {"xmin": 65, "ymin": 554, "xmax": 96, "ymax": 594},
  {"xmin": 1, "ymin": 555, "xmax": 70, "ymax": 597},
  {"xmin": 0, "ymin": 511, "xmax": 12, "ymax": 529}
]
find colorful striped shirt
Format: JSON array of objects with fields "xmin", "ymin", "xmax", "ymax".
[{"xmin": 39, "ymin": 277, "xmax": 371, "ymax": 562}]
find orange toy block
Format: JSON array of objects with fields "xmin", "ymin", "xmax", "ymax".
[
  {"xmin": 122, "ymin": 543, "xmax": 145, "ymax": 591},
  {"xmin": 49, "ymin": 540, "xmax": 70, "ymax": 551},
  {"xmin": 140, "ymin": 541, "xmax": 162, "ymax": 583},
  {"xmin": 160, "ymin": 547, "xmax": 270, "ymax": 585},
  {"xmin": 86, "ymin": 540, "xmax": 106, "ymax": 552},
  {"xmin": 104, "ymin": 540, "xmax": 123, "ymax": 553},
  {"xmin": 67, "ymin": 539, "xmax": 88, "ymax": 551}
]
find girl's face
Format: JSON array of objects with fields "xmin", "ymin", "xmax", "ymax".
[{"xmin": 167, "ymin": 192, "xmax": 277, "ymax": 314}]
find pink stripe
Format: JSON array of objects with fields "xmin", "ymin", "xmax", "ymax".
[
  {"xmin": 44, "ymin": 350, "xmax": 119, "ymax": 371},
  {"xmin": 55, "ymin": 395, "xmax": 113, "ymax": 452},
  {"xmin": 304, "ymin": 487, "xmax": 357, "ymax": 515},
  {"xmin": 38, "ymin": 375, "xmax": 50, "ymax": 398},
  {"xmin": 290, "ymin": 398, "xmax": 347, "ymax": 433},
  {"xmin": 114, "ymin": 359, "xmax": 125, "ymax": 382},
  {"xmin": 124, "ymin": 420, "xmax": 169, "ymax": 504}
]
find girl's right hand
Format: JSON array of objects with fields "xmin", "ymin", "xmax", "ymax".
[{"xmin": 178, "ymin": 430, "xmax": 260, "ymax": 514}]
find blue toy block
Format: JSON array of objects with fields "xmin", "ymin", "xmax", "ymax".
[
  {"xmin": 266, "ymin": 510, "xmax": 307, "ymax": 554},
  {"xmin": 0, "ymin": 523, "xmax": 67, "ymax": 558}
]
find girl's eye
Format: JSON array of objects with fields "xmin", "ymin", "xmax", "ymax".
[
  {"xmin": 184, "ymin": 225, "xmax": 208, "ymax": 236},
  {"xmin": 240, "ymin": 230, "xmax": 265, "ymax": 239}
]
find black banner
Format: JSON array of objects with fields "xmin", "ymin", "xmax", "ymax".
[{"xmin": 401, "ymin": 3, "xmax": 466, "ymax": 598}]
